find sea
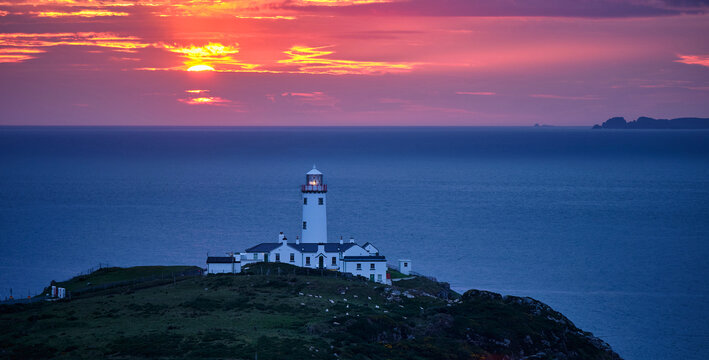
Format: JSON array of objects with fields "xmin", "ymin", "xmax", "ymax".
[{"xmin": 0, "ymin": 127, "xmax": 707, "ymax": 359}]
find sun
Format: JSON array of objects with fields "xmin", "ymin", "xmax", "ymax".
[{"xmin": 187, "ymin": 64, "xmax": 215, "ymax": 72}]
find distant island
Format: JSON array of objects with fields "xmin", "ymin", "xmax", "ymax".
[{"xmin": 592, "ymin": 116, "xmax": 709, "ymax": 129}]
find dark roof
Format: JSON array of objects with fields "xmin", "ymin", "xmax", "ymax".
[
  {"xmin": 287, "ymin": 243, "xmax": 356, "ymax": 253},
  {"xmin": 245, "ymin": 242, "xmax": 357, "ymax": 253},
  {"xmin": 342, "ymin": 256, "xmax": 387, "ymax": 262},
  {"xmin": 244, "ymin": 243, "xmax": 282, "ymax": 253},
  {"xmin": 362, "ymin": 242, "xmax": 378, "ymax": 249},
  {"xmin": 207, "ymin": 256, "xmax": 236, "ymax": 263}
]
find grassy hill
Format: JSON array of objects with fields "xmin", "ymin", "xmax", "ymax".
[{"xmin": 0, "ymin": 263, "xmax": 621, "ymax": 360}]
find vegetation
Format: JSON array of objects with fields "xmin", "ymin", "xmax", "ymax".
[{"xmin": 0, "ymin": 264, "xmax": 620, "ymax": 360}]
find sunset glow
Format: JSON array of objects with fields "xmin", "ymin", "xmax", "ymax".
[
  {"xmin": 187, "ymin": 64, "xmax": 215, "ymax": 72},
  {"xmin": 0, "ymin": 0, "xmax": 707, "ymax": 125}
]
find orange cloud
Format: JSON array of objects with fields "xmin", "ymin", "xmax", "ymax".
[
  {"xmin": 185, "ymin": 89, "xmax": 209, "ymax": 94},
  {"xmin": 0, "ymin": 10, "xmax": 8, "ymax": 16},
  {"xmin": 0, "ymin": 32, "xmax": 149, "ymax": 63},
  {"xmin": 676, "ymin": 54, "xmax": 709, "ymax": 68},
  {"xmin": 179, "ymin": 96, "xmax": 231, "ymax": 105},
  {"xmin": 158, "ymin": 42, "xmax": 262, "ymax": 72},
  {"xmin": 0, "ymin": 48, "xmax": 45, "ymax": 63},
  {"xmin": 278, "ymin": 45, "xmax": 414, "ymax": 75},
  {"xmin": 234, "ymin": 15, "xmax": 296, "ymax": 20},
  {"xmin": 33, "ymin": 10, "xmax": 130, "ymax": 17}
]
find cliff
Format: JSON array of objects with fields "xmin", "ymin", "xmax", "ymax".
[
  {"xmin": 592, "ymin": 116, "xmax": 709, "ymax": 129},
  {"xmin": 0, "ymin": 263, "xmax": 621, "ymax": 360}
]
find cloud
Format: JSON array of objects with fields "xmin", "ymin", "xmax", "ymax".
[
  {"xmin": 675, "ymin": 54, "xmax": 709, "ymax": 67},
  {"xmin": 283, "ymin": 0, "xmax": 700, "ymax": 18},
  {"xmin": 530, "ymin": 94, "xmax": 600, "ymax": 101},
  {"xmin": 178, "ymin": 89, "xmax": 232, "ymax": 106},
  {"xmin": 456, "ymin": 91, "xmax": 496, "ymax": 96},
  {"xmin": 278, "ymin": 45, "xmax": 414, "ymax": 75},
  {"xmin": 0, "ymin": 32, "xmax": 150, "ymax": 63},
  {"xmin": 280, "ymin": 91, "xmax": 339, "ymax": 108},
  {"xmin": 32, "ymin": 10, "xmax": 129, "ymax": 17}
]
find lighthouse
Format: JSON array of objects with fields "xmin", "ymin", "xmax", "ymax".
[{"xmin": 301, "ymin": 166, "xmax": 327, "ymax": 243}]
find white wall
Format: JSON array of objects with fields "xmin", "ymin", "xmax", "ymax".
[
  {"xmin": 399, "ymin": 260, "xmax": 412, "ymax": 275},
  {"xmin": 301, "ymin": 192, "xmax": 327, "ymax": 243},
  {"xmin": 343, "ymin": 245, "xmax": 369, "ymax": 257},
  {"xmin": 342, "ymin": 261, "xmax": 387, "ymax": 284},
  {"xmin": 208, "ymin": 263, "xmax": 238, "ymax": 274},
  {"xmin": 270, "ymin": 243, "xmax": 303, "ymax": 267}
]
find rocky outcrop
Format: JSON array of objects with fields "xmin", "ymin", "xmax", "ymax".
[{"xmin": 593, "ymin": 116, "xmax": 709, "ymax": 129}]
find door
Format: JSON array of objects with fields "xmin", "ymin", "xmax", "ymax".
[
  {"xmin": 264, "ymin": 254, "xmax": 269, "ymax": 263},
  {"xmin": 318, "ymin": 256, "xmax": 324, "ymax": 269},
  {"xmin": 369, "ymin": 274, "xmax": 375, "ymax": 282}
]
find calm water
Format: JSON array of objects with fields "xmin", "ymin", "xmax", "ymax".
[{"xmin": 1, "ymin": 127, "xmax": 708, "ymax": 359}]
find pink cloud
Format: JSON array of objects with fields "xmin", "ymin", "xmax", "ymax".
[
  {"xmin": 530, "ymin": 94, "xmax": 600, "ymax": 101},
  {"xmin": 676, "ymin": 54, "xmax": 709, "ymax": 68},
  {"xmin": 456, "ymin": 91, "xmax": 496, "ymax": 96}
]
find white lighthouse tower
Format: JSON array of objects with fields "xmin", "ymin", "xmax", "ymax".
[{"xmin": 301, "ymin": 166, "xmax": 327, "ymax": 243}]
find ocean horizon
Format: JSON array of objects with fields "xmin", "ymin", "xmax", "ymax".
[{"xmin": 1, "ymin": 126, "xmax": 708, "ymax": 359}]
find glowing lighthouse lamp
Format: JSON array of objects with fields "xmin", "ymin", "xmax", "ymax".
[{"xmin": 301, "ymin": 166, "xmax": 327, "ymax": 244}]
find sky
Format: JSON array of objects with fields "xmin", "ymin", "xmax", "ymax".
[{"xmin": 0, "ymin": 0, "xmax": 708, "ymax": 126}]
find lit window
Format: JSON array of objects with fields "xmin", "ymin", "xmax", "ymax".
[
  {"xmin": 370, "ymin": 263, "xmax": 375, "ymax": 270},
  {"xmin": 356, "ymin": 263, "xmax": 362, "ymax": 270},
  {"xmin": 303, "ymin": 198, "xmax": 308, "ymax": 205},
  {"xmin": 275, "ymin": 253, "xmax": 280, "ymax": 262},
  {"xmin": 318, "ymin": 198, "xmax": 324, "ymax": 205},
  {"xmin": 306, "ymin": 257, "xmax": 311, "ymax": 265},
  {"xmin": 290, "ymin": 253, "xmax": 295, "ymax": 262},
  {"xmin": 331, "ymin": 257, "xmax": 336, "ymax": 266},
  {"xmin": 303, "ymin": 221, "xmax": 307, "ymax": 230}
]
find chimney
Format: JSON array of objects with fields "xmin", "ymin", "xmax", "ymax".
[
  {"xmin": 296, "ymin": 235, "xmax": 300, "ymax": 245},
  {"xmin": 282, "ymin": 236, "xmax": 288, "ymax": 244},
  {"xmin": 349, "ymin": 236, "xmax": 355, "ymax": 244},
  {"xmin": 339, "ymin": 236, "xmax": 344, "ymax": 245},
  {"xmin": 279, "ymin": 232, "xmax": 284, "ymax": 241}
]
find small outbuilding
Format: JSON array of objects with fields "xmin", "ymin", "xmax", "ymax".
[
  {"xmin": 207, "ymin": 256, "xmax": 241, "ymax": 274},
  {"xmin": 398, "ymin": 259, "xmax": 412, "ymax": 275}
]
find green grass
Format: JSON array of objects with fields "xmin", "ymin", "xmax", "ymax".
[
  {"xmin": 0, "ymin": 263, "xmax": 620, "ymax": 360},
  {"xmin": 47, "ymin": 266, "xmax": 201, "ymax": 293}
]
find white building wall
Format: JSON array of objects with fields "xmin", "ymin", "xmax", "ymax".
[
  {"xmin": 301, "ymin": 192, "xmax": 327, "ymax": 243},
  {"xmin": 270, "ymin": 244, "xmax": 303, "ymax": 267},
  {"xmin": 342, "ymin": 261, "xmax": 387, "ymax": 283},
  {"xmin": 399, "ymin": 259, "xmax": 412, "ymax": 275},
  {"xmin": 208, "ymin": 263, "xmax": 237, "ymax": 274},
  {"xmin": 343, "ymin": 245, "xmax": 369, "ymax": 257}
]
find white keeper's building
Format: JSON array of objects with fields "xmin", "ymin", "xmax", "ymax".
[{"xmin": 207, "ymin": 167, "xmax": 389, "ymax": 284}]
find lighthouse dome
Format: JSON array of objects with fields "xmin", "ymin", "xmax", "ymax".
[{"xmin": 307, "ymin": 166, "xmax": 322, "ymax": 175}]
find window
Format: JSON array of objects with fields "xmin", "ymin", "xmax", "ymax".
[
  {"xmin": 275, "ymin": 253, "xmax": 280, "ymax": 262},
  {"xmin": 404, "ymin": 262, "xmax": 408, "ymax": 267},
  {"xmin": 370, "ymin": 263, "xmax": 375, "ymax": 270},
  {"xmin": 377, "ymin": 274, "xmax": 382, "ymax": 282},
  {"xmin": 303, "ymin": 221, "xmax": 307, "ymax": 230},
  {"xmin": 318, "ymin": 197, "xmax": 324, "ymax": 205},
  {"xmin": 253, "ymin": 253, "xmax": 258, "ymax": 260},
  {"xmin": 306, "ymin": 257, "xmax": 311, "ymax": 266},
  {"xmin": 356, "ymin": 263, "xmax": 362, "ymax": 270},
  {"xmin": 290, "ymin": 253, "xmax": 295, "ymax": 262},
  {"xmin": 331, "ymin": 257, "xmax": 337, "ymax": 266},
  {"xmin": 303, "ymin": 198, "xmax": 308, "ymax": 205}
]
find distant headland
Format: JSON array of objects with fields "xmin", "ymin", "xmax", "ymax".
[{"xmin": 592, "ymin": 116, "xmax": 709, "ymax": 129}]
